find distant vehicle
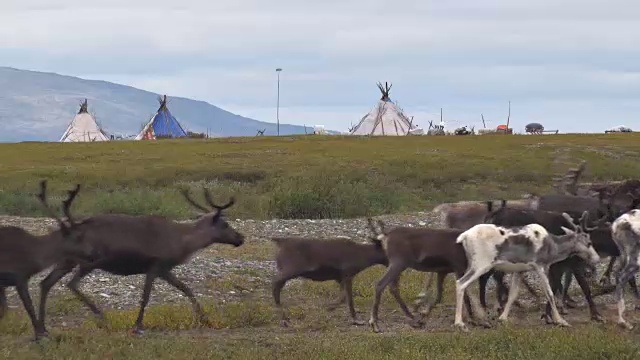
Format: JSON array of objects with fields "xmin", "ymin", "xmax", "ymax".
[
  {"xmin": 605, "ymin": 125, "xmax": 632, "ymax": 133},
  {"xmin": 496, "ymin": 124, "xmax": 513, "ymax": 134},
  {"xmin": 525, "ymin": 122, "xmax": 544, "ymax": 134},
  {"xmin": 454, "ymin": 126, "xmax": 474, "ymax": 135}
]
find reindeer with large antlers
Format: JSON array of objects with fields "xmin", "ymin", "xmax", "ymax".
[
  {"xmin": 37, "ymin": 187, "xmax": 244, "ymax": 336},
  {"xmin": 0, "ymin": 180, "xmax": 85, "ymax": 340}
]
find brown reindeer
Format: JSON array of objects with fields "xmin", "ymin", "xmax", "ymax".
[{"xmin": 37, "ymin": 187, "xmax": 244, "ymax": 336}]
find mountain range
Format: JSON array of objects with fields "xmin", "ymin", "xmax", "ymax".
[{"xmin": 0, "ymin": 66, "xmax": 320, "ymax": 142}]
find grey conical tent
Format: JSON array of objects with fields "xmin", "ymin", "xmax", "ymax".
[{"xmin": 349, "ymin": 82, "xmax": 414, "ymax": 136}]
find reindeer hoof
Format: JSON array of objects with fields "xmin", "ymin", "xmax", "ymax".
[
  {"xmin": 34, "ymin": 331, "xmax": 49, "ymax": 342},
  {"xmin": 95, "ymin": 315, "xmax": 109, "ymax": 329},
  {"xmin": 563, "ymin": 299, "xmax": 578, "ymax": 309},
  {"xmin": 599, "ymin": 278, "xmax": 611, "ymax": 287},
  {"xmin": 557, "ymin": 306, "xmax": 569, "ymax": 315},
  {"xmin": 513, "ymin": 300, "xmax": 525, "ymax": 309},
  {"xmin": 618, "ymin": 321, "xmax": 634, "ymax": 330},
  {"xmin": 591, "ymin": 314, "xmax": 605, "ymax": 323},
  {"xmin": 351, "ymin": 319, "xmax": 366, "ymax": 326},
  {"xmin": 279, "ymin": 320, "xmax": 290, "ymax": 328},
  {"xmin": 541, "ymin": 314, "xmax": 554, "ymax": 325},
  {"xmin": 199, "ymin": 316, "xmax": 213, "ymax": 328},
  {"xmin": 475, "ymin": 319, "xmax": 492, "ymax": 328},
  {"xmin": 369, "ymin": 319, "xmax": 382, "ymax": 333},
  {"xmin": 128, "ymin": 328, "xmax": 145, "ymax": 336},
  {"xmin": 454, "ymin": 322, "xmax": 469, "ymax": 332},
  {"xmin": 408, "ymin": 318, "xmax": 424, "ymax": 329},
  {"xmin": 556, "ymin": 319, "xmax": 571, "ymax": 327}
]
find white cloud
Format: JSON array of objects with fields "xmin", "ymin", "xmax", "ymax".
[{"xmin": 2, "ymin": 0, "xmax": 640, "ymax": 133}]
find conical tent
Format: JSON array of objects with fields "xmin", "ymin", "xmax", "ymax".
[
  {"xmin": 135, "ymin": 95, "xmax": 188, "ymax": 140},
  {"xmin": 349, "ymin": 82, "xmax": 414, "ymax": 136},
  {"xmin": 59, "ymin": 99, "xmax": 110, "ymax": 142}
]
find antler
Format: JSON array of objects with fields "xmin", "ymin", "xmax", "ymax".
[
  {"xmin": 37, "ymin": 180, "xmax": 62, "ymax": 226},
  {"xmin": 181, "ymin": 187, "xmax": 236, "ymax": 216},
  {"xmin": 179, "ymin": 188, "xmax": 210, "ymax": 213},
  {"xmin": 577, "ymin": 210, "xmax": 594, "ymax": 232},
  {"xmin": 376, "ymin": 219, "xmax": 387, "ymax": 235},
  {"xmin": 561, "ymin": 212, "xmax": 581, "ymax": 232},
  {"xmin": 366, "ymin": 217, "xmax": 379, "ymax": 235},
  {"xmin": 202, "ymin": 188, "xmax": 235, "ymax": 210},
  {"xmin": 553, "ymin": 161, "xmax": 587, "ymax": 195},
  {"xmin": 62, "ymin": 184, "xmax": 81, "ymax": 224},
  {"xmin": 36, "ymin": 180, "xmax": 81, "ymax": 232}
]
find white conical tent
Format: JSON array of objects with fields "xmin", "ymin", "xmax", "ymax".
[
  {"xmin": 59, "ymin": 99, "xmax": 109, "ymax": 142},
  {"xmin": 349, "ymin": 82, "xmax": 415, "ymax": 136}
]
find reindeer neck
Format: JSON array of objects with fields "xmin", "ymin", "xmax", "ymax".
[
  {"xmin": 546, "ymin": 234, "xmax": 578, "ymax": 263},
  {"xmin": 175, "ymin": 221, "xmax": 218, "ymax": 257},
  {"xmin": 34, "ymin": 230, "xmax": 67, "ymax": 267},
  {"xmin": 357, "ymin": 243, "xmax": 388, "ymax": 267}
]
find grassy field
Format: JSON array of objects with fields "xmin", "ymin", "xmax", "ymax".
[
  {"xmin": 2, "ymin": 133, "xmax": 640, "ymax": 359},
  {"xmin": 1, "ymin": 133, "xmax": 640, "ymax": 219},
  {"xmin": 1, "ymin": 247, "xmax": 640, "ymax": 359}
]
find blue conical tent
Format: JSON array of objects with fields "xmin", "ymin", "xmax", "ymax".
[{"xmin": 135, "ymin": 95, "xmax": 188, "ymax": 140}]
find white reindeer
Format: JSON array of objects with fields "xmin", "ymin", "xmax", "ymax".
[
  {"xmin": 611, "ymin": 209, "xmax": 640, "ymax": 329},
  {"xmin": 453, "ymin": 212, "xmax": 601, "ymax": 332}
]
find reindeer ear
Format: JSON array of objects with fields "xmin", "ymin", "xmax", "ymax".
[
  {"xmin": 561, "ymin": 212, "xmax": 575, "ymax": 226},
  {"xmin": 211, "ymin": 210, "xmax": 222, "ymax": 224},
  {"xmin": 560, "ymin": 226, "xmax": 575, "ymax": 235}
]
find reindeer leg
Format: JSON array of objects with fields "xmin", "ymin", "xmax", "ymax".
[
  {"xmin": 561, "ymin": 270, "xmax": 579, "ymax": 309},
  {"xmin": 38, "ymin": 263, "xmax": 75, "ymax": 333},
  {"xmin": 600, "ymin": 257, "xmax": 617, "ymax": 287},
  {"xmin": 67, "ymin": 266, "xmax": 106, "ymax": 322},
  {"xmin": 418, "ymin": 272, "xmax": 446, "ymax": 318},
  {"xmin": 388, "ymin": 276, "xmax": 419, "ymax": 328},
  {"xmin": 131, "ymin": 269, "xmax": 160, "ymax": 335},
  {"xmin": 627, "ymin": 272, "xmax": 640, "ymax": 310},
  {"xmin": 160, "ymin": 271, "xmax": 210, "ymax": 327},
  {"xmin": 0, "ymin": 287, "xmax": 7, "ymax": 320},
  {"xmin": 413, "ymin": 272, "xmax": 436, "ymax": 312},
  {"xmin": 520, "ymin": 275, "xmax": 540, "ymax": 305},
  {"xmin": 478, "ymin": 272, "xmax": 491, "ymax": 310},
  {"xmin": 343, "ymin": 277, "xmax": 364, "ymax": 325},
  {"xmin": 272, "ymin": 272, "xmax": 297, "ymax": 328},
  {"xmin": 369, "ymin": 263, "xmax": 406, "ymax": 333},
  {"xmin": 326, "ymin": 279, "xmax": 347, "ymax": 311},
  {"xmin": 15, "ymin": 279, "xmax": 45, "ymax": 341},
  {"xmin": 497, "ymin": 272, "xmax": 521, "ymax": 323},
  {"xmin": 615, "ymin": 263, "xmax": 638, "ymax": 329},
  {"xmin": 572, "ymin": 265, "xmax": 604, "ymax": 322},
  {"xmin": 543, "ymin": 263, "xmax": 567, "ymax": 322},
  {"xmin": 455, "ymin": 266, "xmax": 492, "ymax": 332},
  {"xmin": 536, "ymin": 266, "xmax": 570, "ymax": 327}
]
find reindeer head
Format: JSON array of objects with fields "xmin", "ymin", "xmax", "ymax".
[
  {"xmin": 560, "ymin": 211, "xmax": 601, "ymax": 268},
  {"xmin": 598, "ymin": 190, "xmax": 640, "ymax": 222},
  {"xmin": 180, "ymin": 188, "xmax": 245, "ymax": 247},
  {"xmin": 37, "ymin": 180, "xmax": 92, "ymax": 260}
]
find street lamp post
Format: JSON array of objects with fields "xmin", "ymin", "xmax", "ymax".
[{"xmin": 276, "ymin": 68, "xmax": 282, "ymax": 136}]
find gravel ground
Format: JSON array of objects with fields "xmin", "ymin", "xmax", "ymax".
[
  {"xmin": 0, "ymin": 212, "xmax": 440, "ymax": 310},
  {"xmin": 0, "ymin": 211, "xmax": 622, "ymax": 313}
]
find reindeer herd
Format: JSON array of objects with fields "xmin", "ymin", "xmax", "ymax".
[{"xmin": 2, "ymin": 161, "xmax": 640, "ymax": 342}]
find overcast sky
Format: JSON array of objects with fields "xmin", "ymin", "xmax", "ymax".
[{"xmin": 2, "ymin": 0, "xmax": 640, "ymax": 133}]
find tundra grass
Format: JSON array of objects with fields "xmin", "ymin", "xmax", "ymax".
[
  {"xmin": 1, "ymin": 133, "xmax": 640, "ymax": 220},
  {"xmin": 1, "ymin": 264, "xmax": 640, "ymax": 359}
]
